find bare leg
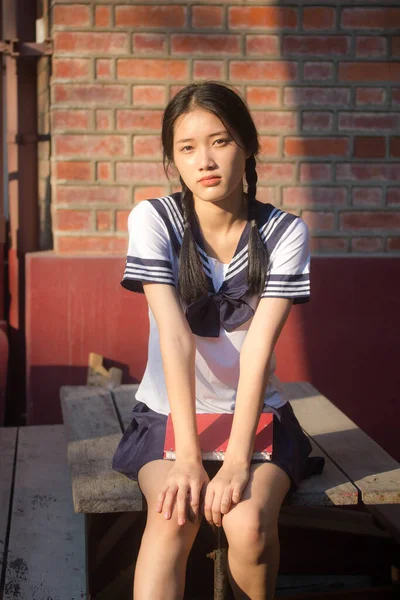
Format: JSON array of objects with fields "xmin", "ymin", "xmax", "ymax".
[
  {"xmin": 133, "ymin": 460, "xmax": 202, "ymax": 600},
  {"xmin": 222, "ymin": 462, "xmax": 291, "ymax": 600}
]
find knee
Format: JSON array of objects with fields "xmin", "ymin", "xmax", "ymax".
[
  {"xmin": 222, "ymin": 504, "xmax": 278, "ymax": 562},
  {"xmin": 145, "ymin": 502, "xmax": 201, "ymax": 549}
]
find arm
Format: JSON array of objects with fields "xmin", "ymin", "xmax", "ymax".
[
  {"xmin": 143, "ymin": 282, "xmax": 201, "ymax": 461},
  {"xmin": 224, "ymin": 296, "xmax": 293, "ymax": 465}
]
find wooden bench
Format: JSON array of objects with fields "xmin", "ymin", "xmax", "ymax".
[
  {"xmin": 0, "ymin": 425, "xmax": 86, "ymax": 599},
  {"xmin": 60, "ymin": 382, "xmax": 400, "ymax": 600}
]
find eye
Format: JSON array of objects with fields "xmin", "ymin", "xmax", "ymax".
[
  {"xmin": 214, "ymin": 138, "xmax": 229, "ymax": 146},
  {"xmin": 180, "ymin": 145, "xmax": 193, "ymax": 152}
]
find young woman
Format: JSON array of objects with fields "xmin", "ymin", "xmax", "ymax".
[{"xmin": 113, "ymin": 81, "xmax": 324, "ymax": 600}]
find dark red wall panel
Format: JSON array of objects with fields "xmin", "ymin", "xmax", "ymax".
[{"xmin": 26, "ymin": 253, "xmax": 400, "ymax": 461}]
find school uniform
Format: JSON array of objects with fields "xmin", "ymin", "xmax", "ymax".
[{"xmin": 112, "ymin": 192, "xmax": 325, "ymax": 494}]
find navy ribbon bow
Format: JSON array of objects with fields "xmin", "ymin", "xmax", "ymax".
[{"xmin": 185, "ymin": 282, "xmax": 254, "ymax": 338}]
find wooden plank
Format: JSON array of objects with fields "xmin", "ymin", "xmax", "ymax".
[
  {"xmin": 0, "ymin": 428, "xmax": 17, "ymax": 577},
  {"xmin": 112, "ymin": 385, "xmax": 358, "ymax": 507},
  {"xmin": 284, "ymin": 381, "xmax": 400, "ymax": 505},
  {"xmin": 60, "ymin": 385, "xmax": 145, "ymax": 513},
  {"xmin": 4, "ymin": 425, "xmax": 85, "ymax": 600}
]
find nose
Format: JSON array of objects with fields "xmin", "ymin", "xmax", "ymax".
[{"xmin": 197, "ymin": 144, "xmax": 217, "ymax": 171}]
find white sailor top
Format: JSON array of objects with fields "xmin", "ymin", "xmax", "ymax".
[{"xmin": 121, "ymin": 191, "xmax": 311, "ymax": 418}]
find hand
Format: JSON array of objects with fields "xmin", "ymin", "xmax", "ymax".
[
  {"xmin": 156, "ymin": 459, "xmax": 210, "ymax": 526},
  {"xmin": 204, "ymin": 460, "xmax": 250, "ymax": 527}
]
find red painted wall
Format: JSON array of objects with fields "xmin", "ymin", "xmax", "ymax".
[{"xmin": 26, "ymin": 252, "xmax": 400, "ymax": 461}]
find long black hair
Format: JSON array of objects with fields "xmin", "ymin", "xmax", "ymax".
[{"xmin": 161, "ymin": 81, "xmax": 268, "ymax": 304}]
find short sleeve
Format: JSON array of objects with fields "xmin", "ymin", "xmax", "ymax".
[
  {"xmin": 121, "ymin": 200, "xmax": 176, "ymax": 293},
  {"xmin": 261, "ymin": 217, "xmax": 311, "ymax": 304}
]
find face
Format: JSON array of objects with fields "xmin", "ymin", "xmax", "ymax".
[{"xmin": 172, "ymin": 107, "xmax": 249, "ymax": 205}]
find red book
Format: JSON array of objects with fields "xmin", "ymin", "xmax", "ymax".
[{"xmin": 164, "ymin": 413, "xmax": 273, "ymax": 461}]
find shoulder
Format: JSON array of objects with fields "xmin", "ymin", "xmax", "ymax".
[{"xmin": 256, "ymin": 201, "xmax": 309, "ymax": 255}]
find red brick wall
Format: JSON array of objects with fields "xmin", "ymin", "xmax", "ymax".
[{"xmin": 50, "ymin": 2, "xmax": 400, "ymax": 254}]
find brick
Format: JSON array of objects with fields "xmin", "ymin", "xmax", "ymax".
[
  {"xmin": 117, "ymin": 59, "xmax": 188, "ymax": 81},
  {"xmin": 337, "ymin": 163, "xmax": 400, "ymax": 182},
  {"xmin": 230, "ymin": 61, "xmax": 297, "ymax": 82},
  {"xmin": 302, "ymin": 211, "xmax": 335, "ymax": 231},
  {"xmin": 284, "ymin": 87, "xmax": 350, "ymax": 107},
  {"xmin": 132, "ymin": 86, "xmax": 166, "ymax": 106},
  {"xmin": 95, "ymin": 6, "xmax": 111, "ymax": 27},
  {"xmin": 97, "ymin": 162, "xmax": 112, "ymax": 182},
  {"xmin": 353, "ymin": 188, "xmax": 382, "ymax": 206},
  {"xmin": 300, "ymin": 163, "xmax": 332, "ymax": 183},
  {"xmin": 57, "ymin": 235, "xmax": 127, "ymax": 253},
  {"xmin": 245, "ymin": 35, "xmax": 279, "ymax": 56},
  {"xmin": 246, "ymin": 87, "xmax": 280, "ymax": 107},
  {"xmin": 134, "ymin": 186, "xmax": 169, "ymax": 203},
  {"xmin": 354, "ymin": 137, "xmax": 386, "ymax": 159},
  {"xmin": 254, "ymin": 187, "xmax": 276, "ymax": 205},
  {"xmin": 355, "ymin": 36, "xmax": 386, "ymax": 57},
  {"xmin": 259, "ymin": 136, "xmax": 280, "ymax": 157},
  {"xmin": 55, "ymin": 135, "xmax": 128, "ymax": 158},
  {"xmin": 51, "ymin": 109, "xmax": 91, "ymax": 130},
  {"xmin": 56, "ymin": 185, "xmax": 129, "ymax": 204},
  {"xmin": 96, "ymin": 210, "xmax": 111, "ymax": 231},
  {"xmin": 356, "ymin": 87, "xmax": 386, "ymax": 106},
  {"xmin": 339, "ymin": 112, "xmax": 400, "ymax": 132},
  {"xmin": 338, "ymin": 62, "xmax": 400, "ymax": 82},
  {"xmin": 340, "ymin": 211, "xmax": 400, "ymax": 230},
  {"xmin": 302, "ymin": 112, "xmax": 333, "ymax": 132},
  {"xmin": 253, "ymin": 112, "xmax": 297, "ymax": 133},
  {"xmin": 390, "ymin": 137, "xmax": 400, "ymax": 158},
  {"xmin": 116, "ymin": 210, "xmax": 131, "ymax": 232},
  {"xmin": 387, "ymin": 237, "xmax": 400, "ymax": 251},
  {"xmin": 192, "ymin": 6, "xmax": 223, "ymax": 28},
  {"xmin": 284, "ymin": 36, "xmax": 349, "ymax": 56},
  {"xmin": 96, "ymin": 110, "xmax": 113, "ymax": 131},
  {"xmin": 53, "ymin": 5, "xmax": 90, "ymax": 27},
  {"xmin": 393, "ymin": 37, "xmax": 400, "ymax": 57},
  {"xmin": 116, "ymin": 162, "xmax": 167, "ymax": 183},
  {"xmin": 54, "ymin": 32, "xmax": 128, "ymax": 54},
  {"xmin": 387, "ymin": 188, "xmax": 400, "ymax": 205},
  {"xmin": 351, "ymin": 237, "xmax": 383, "ymax": 252},
  {"xmin": 96, "ymin": 59, "xmax": 113, "ymax": 80},
  {"xmin": 133, "ymin": 33, "xmax": 167, "ymax": 55},
  {"xmin": 55, "ymin": 161, "xmax": 92, "ymax": 181},
  {"xmin": 53, "ymin": 84, "xmax": 127, "ymax": 106},
  {"xmin": 116, "ymin": 110, "xmax": 163, "ymax": 132},
  {"xmin": 285, "ymin": 137, "xmax": 349, "ymax": 158},
  {"xmin": 283, "ymin": 187, "xmax": 346, "ymax": 206},
  {"xmin": 341, "ymin": 8, "xmax": 400, "ymax": 30},
  {"xmin": 228, "ymin": 7, "xmax": 297, "ymax": 30},
  {"xmin": 310, "ymin": 237, "xmax": 347, "ymax": 253},
  {"xmin": 193, "ymin": 61, "xmax": 224, "ymax": 80},
  {"xmin": 53, "ymin": 209, "xmax": 91, "ymax": 231},
  {"xmin": 392, "ymin": 89, "xmax": 400, "ymax": 106},
  {"xmin": 303, "ymin": 62, "xmax": 333, "ymax": 81},
  {"xmin": 303, "ymin": 7, "xmax": 335, "ymax": 30},
  {"xmin": 170, "ymin": 86, "xmax": 186, "ymax": 99},
  {"xmin": 53, "ymin": 58, "xmax": 90, "ymax": 80},
  {"xmin": 171, "ymin": 34, "xmax": 239, "ymax": 56},
  {"xmin": 256, "ymin": 163, "xmax": 294, "ymax": 183},
  {"xmin": 133, "ymin": 135, "xmax": 162, "ymax": 158},
  {"xmin": 55, "ymin": 209, "xmax": 91, "ymax": 231},
  {"xmin": 115, "ymin": 5, "xmax": 186, "ymax": 28}
]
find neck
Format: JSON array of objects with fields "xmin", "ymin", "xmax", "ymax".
[{"xmin": 192, "ymin": 185, "xmax": 248, "ymax": 235}]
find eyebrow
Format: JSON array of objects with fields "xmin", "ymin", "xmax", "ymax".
[{"xmin": 175, "ymin": 130, "xmax": 228, "ymax": 145}]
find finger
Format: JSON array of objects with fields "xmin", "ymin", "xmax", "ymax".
[
  {"xmin": 212, "ymin": 493, "xmax": 223, "ymax": 527},
  {"xmin": 188, "ymin": 485, "xmax": 201, "ymax": 523},
  {"xmin": 163, "ymin": 486, "xmax": 178, "ymax": 519},
  {"xmin": 177, "ymin": 485, "xmax": 189, "ymax": 526},
  {"xmin": 156, "ymin": 489, "xmax": 167, "ymax": 513},
  {"xmin": 220, "ymin": 488, "xmax": 232, "ymax": 514},
  {"xmin": 199, "ymin": 484, "xmax": 207, "ymax": 518},
  {"xmin": 232, "ymin": 484, "xmax": 242, "ymax": 504},
  {"xmin": 204, "ymin": 488, "xmax": 215, "ymax": 526}
]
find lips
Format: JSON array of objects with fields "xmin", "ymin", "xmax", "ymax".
[{"xmin": 199, "ymin": 176, "xmax": 221, "ymax": 182}]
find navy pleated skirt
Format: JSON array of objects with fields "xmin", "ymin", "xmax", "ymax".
[{"xmin": 112, "ymin": 399, "xmax": 325, "ymax": 496}]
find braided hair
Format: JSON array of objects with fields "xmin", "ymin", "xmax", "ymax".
[{"xmin": 161, "ymin": 81, "xmax": 269, "ymax": 304}]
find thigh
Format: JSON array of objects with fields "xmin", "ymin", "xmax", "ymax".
[{"xmin": 222, "ymin": 462, "xmax": 291, "ymax": 533}]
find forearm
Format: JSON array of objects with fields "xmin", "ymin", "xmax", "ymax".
[
  {"xmin": 159, "ymin": 331, "xmax": 202, "ymax": 462},
  {"xmin": 224, "ymin": 349, "xmax": 272, "ymax": 465}
]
